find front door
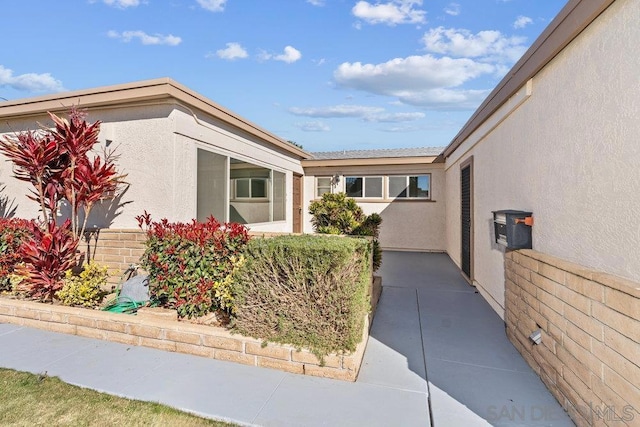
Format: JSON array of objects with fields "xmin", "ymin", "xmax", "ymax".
[
  {"xmin": 293, "ymin": 174, "xmax": 303, "ymax": 233},
  {"xmin": 461, "ymin": 158, "xmax": 473, "ymax": 281}
]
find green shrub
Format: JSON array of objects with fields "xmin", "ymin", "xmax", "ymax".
[
  {"xmin": 56, "ymin": 262, "xmax": 109, "ymax": 308},
  {"xmin": 309, "ymin": 193, "xmax": 383, "ymax": 270},
  {"xmin": 136, "ymin": 212, "xmax": 250, "ymax": 319},
  {"xmin": 233, "ymin": 235, "xmax": 372, "ymax": 361}
]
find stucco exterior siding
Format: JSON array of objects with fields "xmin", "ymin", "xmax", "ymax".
[
  {"xmin": 303, "ymin": 164, "xmax": 446, "ymax": 252},
  {"xmin": 444, "ymin": 0, "xmax": 640, "ymax": 317},
  {"xmin": 0, "ymin": 99, "xmax": 303, "ymax": 232}
]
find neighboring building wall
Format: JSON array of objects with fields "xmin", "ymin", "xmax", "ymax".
[
  {"xmin": 445, "ymin": 0, "xmax": 640, "ymax": 317},
  {"xmin": 303, "ymin": 163, "xmax": 446, "ymax": 252},
  {"xmin": 0, "ymin": 101, "xmax": 303, "ymax": 233},
  {"xmin": 505, "ymin": 250, "xmax": 639, "ymax": 426}
]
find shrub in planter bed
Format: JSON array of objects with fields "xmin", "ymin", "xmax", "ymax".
[
  {"xmin": 137, "ymin": 212, "xmax": 250, "ymax": 319},
  {"xmin": 308, "ymin": 192, "xmax": 383, "ymax": 271},
  {"xmin": 233, "ymin": 234, "xmax": 372, "ymax": 361},
  {"xmin": 0, "ymin": 218, "xmax": 34, "ymax": 292},
  {"xmin": 56, "ymin": 262, "xmax": 109, "ymax": 308}
]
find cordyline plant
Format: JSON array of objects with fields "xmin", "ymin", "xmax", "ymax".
[{"xmin": 0, "ymin": 107, "xmax": 125, "ymax": 300}]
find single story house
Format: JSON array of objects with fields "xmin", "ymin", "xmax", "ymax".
[
  {"xmin": 0, "ymin": 0, "xmax": 637, "ymax": 421},
  {"xmin": 0, "ymin": 0, "xmax": 636, "ymax": 315},
  {"xmin": 0, "ymin": 79, "xmax": 308, "ymax": 233}
]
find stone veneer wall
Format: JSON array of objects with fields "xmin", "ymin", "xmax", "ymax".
[
  {"xmin": 0, "ymin": 299, "xmax": 367, "ymax": 381},
  {"xmin": 504, "ymin": 249, "xmax": 640, "ymax": 426}
]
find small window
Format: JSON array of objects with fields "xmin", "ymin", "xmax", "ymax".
[
  {"xmin": 234, "ymin": 178, "xmax": 267, "ymax": 199},
  {"xmin": 346, "ymin": 176, "xmax": 383, "ymax": 198},
  {"xmin": 389, "ymin": 175, "xmax": 430, "ymax": 199},
  {"xmin": 316, "ymin": 177, "xmax": 332, "ymax": 198}
]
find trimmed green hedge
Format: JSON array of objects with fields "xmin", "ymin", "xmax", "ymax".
[{"xmin": 233, "ymin": 235, "xmax": 372, "ymax": 361}]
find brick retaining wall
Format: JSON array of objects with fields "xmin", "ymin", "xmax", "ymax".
[
  {"xmin": 504, "ymin": 249, "xmax": 640, "ymax": 426},
  {"xmin": 0, "ymin": 298, "xmax": 368, "ymax": 381}
]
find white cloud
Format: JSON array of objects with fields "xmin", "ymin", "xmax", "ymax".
[
  {"xmin": 364, "ymin": 112, "xmax": 425, "ymax": 122},
  {"xmin": 307, "ymin": 0, "xmax": 325, "ymax": 6},
  {"xmin": 260, "ymin": 46, "xmax": 302, "ymax": 63},
  {"xmin": 289, "ymin": 105, "xmax": 384, "ymax": 118},
  {"xmin": 295, "ymin": 121, "xmax": 330, "ymax": 132},
  {"xmin": 444, "ymin": 3, "xmax": 460, "ymax": 16},
  {"xmin": 422, "ymin": 26, "xmax": 527, "ymax": 62},
  {"xmin": 352, "ymin": 0, "xmax": 426, "ymax": 26},
  {"xmin": 100, "ymin": 0, "xmax": 142, "ymax": 8},
  {"xmin": 0, "ymin": 65, "xmax": 65, "ymax": 93},
  {"xmin": 107, "ymin": 30, "xmax": 182, "ymax": 46},
  {"xmin": 333, "ymin": 55, "xmax": 495, "ymax": 109},
  {"xmin": 381, "ymin": 125, "xmax": 421, "ymax": 132},
  {"xmin": 513, "ymin": 15, "xmax": 533, "ymax": 29},
  {"xmin": 213, "ymin": 42, "xmax": 248, "ymax": 60},
  {"xmin": 196, "ymin": 0, "xmax": 226, "ymax": 12}
]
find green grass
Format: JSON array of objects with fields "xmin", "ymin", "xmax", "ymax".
[{"xmin": 0, "ymin": 368, "xmax": 235, "ymax": 426}]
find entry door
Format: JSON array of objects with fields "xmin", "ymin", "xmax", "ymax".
[
  {"xmin": 461, "ymin": 158, "xmax": 473, "ymax": 281},
  {"xmin": 293, "ymin": 174, "xmax": 303, "ymax": 233}
]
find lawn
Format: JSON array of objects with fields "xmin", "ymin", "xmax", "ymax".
[{"xmin": 0, "ymin": 368, "xmax": 234, "ymax": 426}]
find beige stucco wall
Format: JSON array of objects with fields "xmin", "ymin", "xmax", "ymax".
[
  {"xmin": 0, "ymin": 102, "xmax": 303, "ymax": 232},
  {"xmin": 303, "ymin": 163, "xmax": 446, "ymax": 251},
  {"xmin": 445, "ymin": 0, "xmax": 640, "ymax": 317}
]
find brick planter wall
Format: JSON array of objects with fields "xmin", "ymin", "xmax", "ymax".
[
  {"xmin": 82, "ymin": 229, "xmax": 146, "ymax": 285},
  {"xmin": 0, "ymin": 298, "xmax": 368, "ymax": 381},
  {"xmin": 504, "ymin": 249, "xmax": 640, "ymax": 426}
]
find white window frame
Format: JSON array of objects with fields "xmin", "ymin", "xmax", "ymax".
[
  {"xmin": 388, "ymin": 175, "xmax": 431, "ymax": 200},
  {"xmin": 345, "ymin": 175, "xmax": 384, "ymax": 199},
  {"xmin": 233, "ymin": 177, "xmax": 269, "ymax": 200},
  {"xmin": 315, "ymin": 176, "xmax": 333, "ymax": 198}
]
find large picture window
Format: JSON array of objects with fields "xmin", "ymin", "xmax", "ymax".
[
  {"xmin": 197, "ymin": 149, "xmax": 287, "ymax": 224},
  {"xmin": 389, "ymin": 175, "xmax": 430, "ymax": 199}
]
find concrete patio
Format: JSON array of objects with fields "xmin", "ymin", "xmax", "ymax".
[{"xmin": 0, "ymin": 252, "xmax": 573, "ymax": 426}]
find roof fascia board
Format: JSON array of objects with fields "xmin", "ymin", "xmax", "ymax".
[
  {"xmin": 0, "ymin": 78, "xmax": 310, "ymax": 160},
  {"xmin": 302, "ymin": 156, "xmax": 439, "ymax": 167},
  {"xmin": 442, "ymin": 0, "xmax": 616, "ymax": 158}
]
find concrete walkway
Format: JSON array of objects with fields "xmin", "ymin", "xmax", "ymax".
[{"xmin": 0, "ymin": 252, "xmax": 573, "ymax": 426}]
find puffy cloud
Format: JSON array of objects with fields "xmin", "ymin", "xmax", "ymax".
[
  {"xmin": 381, "ymin": 125, "xmax": 421, "ymax": 132},
  {"xmin": 352, "ymin": 0, "xmax": 426, "ymax": 26},
  {"xmin": 335, "ymin": 55, "xmax": 493, "ymax": 92},
  {"xmin": 260, "ymin": 46, "xmax": 302, "ymax": 63},
  {"xmin": 0, "ymin": 65, "xmax": 65, "ymax": 93},
  {"xmin": 333, "ymin": 55, "xmax": 495, "ymax": 110},
  {"xmin": 513, "ymin": 15, "xmax": 533, "ymax": 29},
  {"xmin": 213, "ymin": 42, "xmax": 248, "ymax": 60},
  {"xmin": 421, "ymin": 26, "xmax": 527, "ymax": 62},
  {"xmin": 444, "ymin": 3, "xmax": 460, "ymax": 16},
  {"xmin": 97, "ymin": 0, "xmax": 143, "ymax": 8},
  {"xmin": 107, "ymin": 30, "xmax": 182, "ymax": 46},
  {"xmin": 307, "ymin": 0, "xmax": 325, "ymax": 6},
  {"xmin": 289, "ymin": 105, "xmax": 384, "ymax": 118},
  {"xmin": 196, "ymin": 0, "xmax": 226, "ymax": 12},
  {"xmin": 295, "ymin": 121, "xmax": 330, "ymax": 132}
]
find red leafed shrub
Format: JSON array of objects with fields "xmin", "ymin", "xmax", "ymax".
[
  {"xmin": 136, "ymin": 212, "xmax": 250, "ymax": 319},
  {"xmin": 0, "ymin": 218, "xmax": 35, "ymax": 291},
  {"xmin": 16, "ymin": 219, "xmax": 78, "ymax": 300},
  {"xmin": 0, "ymin": 108, "xmax": 125, "ymax": 301}
]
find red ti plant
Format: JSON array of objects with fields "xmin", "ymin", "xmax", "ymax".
[
  {"xmin": 16, "ymin": 219, "xmax": 78, "ymax": 300},
  {"xmin": 0, "ymin": 107, "xmax": 125, "ymax": 300}
]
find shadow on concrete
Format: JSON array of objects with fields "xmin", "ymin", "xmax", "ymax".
[{"xmin": 367, "ymin": 251, "xmax": 573, "ymax": 426}]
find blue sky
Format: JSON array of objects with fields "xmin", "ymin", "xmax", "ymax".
[{"xmin": 1, "ymin": 0, "xmax": 566, "ymax": 152}]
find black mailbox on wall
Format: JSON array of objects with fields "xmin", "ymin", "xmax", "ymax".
[{"xmin": 493, "ymin": 210, "xmax": 533, "ymax": 249}]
